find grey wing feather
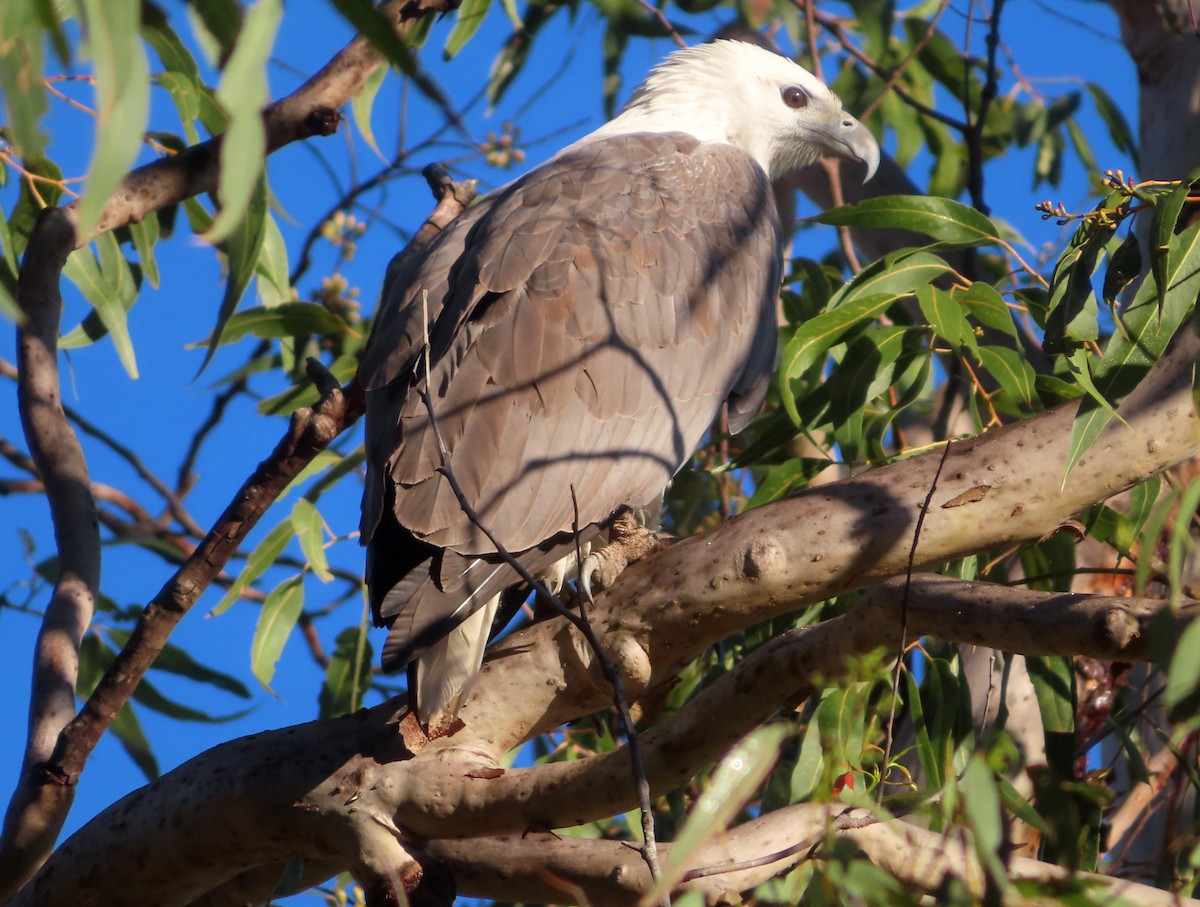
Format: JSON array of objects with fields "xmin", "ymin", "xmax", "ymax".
[
  {"xmin": 383, "ymin": 133, "xmax": 782, "ymax": 554},
  {"xmin": 360, "ymin": 132, "xmax": 782, "ymax": 678}
]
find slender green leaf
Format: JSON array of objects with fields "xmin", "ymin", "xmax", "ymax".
[
  {"xmin": 156, "ymin": 71, "xmax": 204, "ymax": 145},
  {"xmin": 905, "ymin": 669, "xmax": 941, "ymax": 788},
  {"xmin": 128, "ymin": 213, "xmax": 161, "ymax": 288},
  {"xmin": 255, "ymin": 214, "xmax": 292, "ymax": 308},
  {"xmin": 141, "ymin": 5, "xmax": 202, "ymax": 80},
  {"xmin": 962, "ymin": 756, "xmax": 1010, "ymax": 889},
  {"xmin": 319, "ymin": 625, "xmax": 373, "ymax": 718},
  {"xmin": 78, "ymin": 634, "xmax": 159, "ymax": 779},
  {"xmin": 61, "ymin": 233, "xmax": 140, "ymax": 377},
  {"xmin": 745, "ymin": 458, "xmax": 834, "ymax": 510},
  {"xmin": 350, "ymin": 63, "xmax": 388, "ymax": 162},
  {"xmin": 1149, "ymin": 167, "xmax": 1200, "ymax": 312},
  {"xmin": 916, "ymin": 284, "xmax": 974, "ymax": 350},
  {"xmin": 1065, "ymin": 219, "xmax": 1200, "ymax": 476},
  {"xmin": 251, "ymin": 575, "xmax": 305, "ymax": 690},
  {"xmin": 211, "ymin": 518, "xmax": 294, "ymax": 615},
  {"xmin": 1027, "ymin": 655, "xmax": 1075, "ymax": 734},
  {"xmin": 1166, "ymin": 599, "xmax": 1200, "ymax": 724},
  {"xmin": 292, "ymin": 498, "xmax": 332, "ymax": 582},
  {"xmin": 960, "ymin": 282, "xmax": 1017, "ymax": 337},
  {"xmin": 444, "ymin": 0, "xmax": 490, "ymax": 59},
  {"xmin": 779, "ymin": 292, "xmax": 896, "ymax": 425},
  {"xmin": 1086, "ymin": 83, "xmax": 1138, "ymax": 163},
  {"xmin": 186, "ymin": 0, "xmax": 242, "ymax": 61},
  {"xmin": 106, "ymin": 629, "xmax": 251, "ymax": 698},
  {"xmin": 198, "ymin": 176, "xmax": 269, "ymax": 375},
  {"xmin": 76, "ymin": 0, "xmax": 151, "ymax": 240},
  {"xmin": 650, "ymin": 724, "xmax": 788, "ymax": 900},
  {"xmin": 196, "ymin": 301, "xmax": 347, "ymax": 348},
  {"xmin": 816, "ymin": 195, "xmax": 1000, "ymax": 248},
  {"xmin": 790, "ymin": 710, "xmax": 826, "ymax": 801},
  {"xmin": 131, "ymin": 674, "xmax": 253, "ymax": 723},
  {"xmin": 204, "ymin": 0, "xmax": 280, "ymax": 243},
  {"xmin": 0, "ymin": 5, "xmax": 49, "ymax": 160},
  {"xmin": 996, "ymin": 775, "xmax": 1049, "ymax": 833},
  {"xmin": 975, "ymin": 345, "xmax": 1036, "ymax": 408}
]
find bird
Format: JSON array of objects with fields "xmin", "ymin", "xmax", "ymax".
[{"xmin": 358, "ymin": 39, "xmax": 879, "ymax": 728}]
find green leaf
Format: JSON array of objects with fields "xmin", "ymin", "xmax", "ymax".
[
  {"xmin": 258, "ymin": 354, "xmax": 358, "ymax": 415},
  {"xmin": 816, "ymin": 195, "xmax": 1001, "ymax": 248},
  {"xmin": 1065, "ymin": 220, "xmax": 1200, "ymax": 476},
  {"xmin": 960, "ymin": 282, "xmax": 1017, "ymax": 337},
  {"xmin": 319, "ymin": 625, "xmax": 374, "ymax": 718},
  {"xmin": 962, "ymin": 756, "xmax": 1009, "ymax": 889},
  {"xmin": 996, "ymin": 774, "xmax": 1048, "ymax": 833},
  {"xmin": 905, "ymin": 669, "xmax": 941, "ymax": 788},
  {"xmin": 1026, "ymin": 655, "xmax": 1074, "ymax": 735},
  {"xmin": 1086, "ymin": 82, "xmax": 1138, "ymax": 163},
  {"xmin": 975, "ymin": 345, "xmax": 1036, "ymax": 408},
  {"xmin": 204, "ymin": 0, "xmax": 280, "ymax": 244},
  {"xmin": 0, "ymin": 205, "xmax": 21, "ymax": 322},
  {"xmin": 790, "ymin": 710, "xmax": 825, "ymax": 801},
  {"xmin": 128, "ymin": 213, "xmax": 161, "ymax": 289},
  {"xmin": 78, "ymin": 634, "xmax": 159, "ymax": 779},
  {"xmin": 141, "ymin": 4, "xmax": 202, "ymax": 81},
  {"xmin": 1043, "ymin": 218, "xmax": 1110, "ymax": 354},
  {"xmin": 106, "ymin": 629, "xmax": 251, "ymax": 698},
  {"xmin": 650, "ymin": 724, "xmax": 788, "ymax": 900},
  {"xmin": 185, "ymin": 0, "xmax": 242, "ymax": 61},
  {"xmin": 831, "ymin": 250, "xmax": 952, "ymax": 309},
  {"xmin": 444, "ymin": 0, "xmax": 490, "ymax": 59},
  {"xmin": 779, "ymin": 292, "xmax": 897, "ymax": 425},
  {"xmin": 255, "ymin": 214, "xmax": 292, "ymax": 308},
  {"xmin": 1101, "ymin": 233, "xmax": 1142, "ymax": 305},
  {"xmin": 486, "ymin": 1, "xmax": 563, "ymax": 109},
  {"xmin": 350, "ymin": 63, "xmax": 388, "ymax": 162},
  {"xmin": 198, "ymin": 301, "xmax": 347, "ymax": 348},
  {"xmin": 328, "ymin": 0, "xmax": 412, "ymax": 64},
  {"xmin": 292, "ymin": 499, "xmax": 333, "ymax": 582},
  {"xmin": 251, "ymin": 575, "xmax": 305, "ymax": 690},
  {"xmin": 916, "ymin": 284, "xmax": 974, "ymax": 350},
  {"xmin": 131, "ymin": 674, "xmax": 252, "ymax": 723},
  {"xmin": 76, "ymin": 0, "xmax": 151, "ymax": 240},
  {"xmin": 745, "ymin": 458, "xmax": 834, "ymax": 510},
  {"xmin": 211, "ymin": 518, "xmax": 294, "ymax": 615},
  {"xmin": 1166, "ymin": 599, "xmax": 1200, "ymax": 724},
  {"xmin": 156, "ymin": 71, "xmax": 204, "ymax": 145},
  {"xmin": 0, "ymin": 4, "xmax": 49, "ymax": 160},
  {"xmin": 198, "ymin": 176, "xmax": 269, "ymax": 375},
  {"xmin": 1149, "ymin": 167, "xmax": 1200, "ymax": 313},
  {"xmin": 61, "ymin": 233, "xmax": 140, "ymax": 377}
]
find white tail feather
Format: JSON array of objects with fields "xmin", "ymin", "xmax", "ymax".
[{"xmin": 414, "ymin": 593, "xmax": 500, "ymax": 724}]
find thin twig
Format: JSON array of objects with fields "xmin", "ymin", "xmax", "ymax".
[
  {"xmin": 572, "ymin": 488, "xmax": 667, "ymax": 904},
  {"xmin": 880, "ymin": 439, "xmax": 953, "ymax": 796}
]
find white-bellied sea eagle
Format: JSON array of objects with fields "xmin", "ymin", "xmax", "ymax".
[{"xmin": 358, "ymin": 39, "xmax": 880, "ymax": 727}]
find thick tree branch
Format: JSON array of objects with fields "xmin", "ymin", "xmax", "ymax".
[
  {"xmin": 389, "ymin": 577, "xmax": 1196, "ymax": 839},
  {"xmin": 14, "ymin": 574, "xmax": 1197, "ymax": 906},
  {"xmin": 426, "ymin": 802, "xmax": 1199, "ymax": 906}
]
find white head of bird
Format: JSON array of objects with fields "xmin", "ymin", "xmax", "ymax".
[{"xmin": 588, "ymin": 40, "xmax": 880, "ymax": 183}]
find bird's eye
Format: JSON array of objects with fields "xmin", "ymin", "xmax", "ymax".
[{"xmin": 782, "ymin": 86, "xmax": 809, "ymax": 109}]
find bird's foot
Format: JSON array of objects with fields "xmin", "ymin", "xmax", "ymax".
[{"xmin": 580, "ymin": 510, "xmax": 668, "ymax": 600}]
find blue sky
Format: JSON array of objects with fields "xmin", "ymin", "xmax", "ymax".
[{"xmin": 0, "ymin": 0, "xmax": 1138, "ymax": 900}]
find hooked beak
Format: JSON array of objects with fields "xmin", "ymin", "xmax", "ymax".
[{"xmin": 814, "ymin": 115, "xmax": 880, "ymax": 183}]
